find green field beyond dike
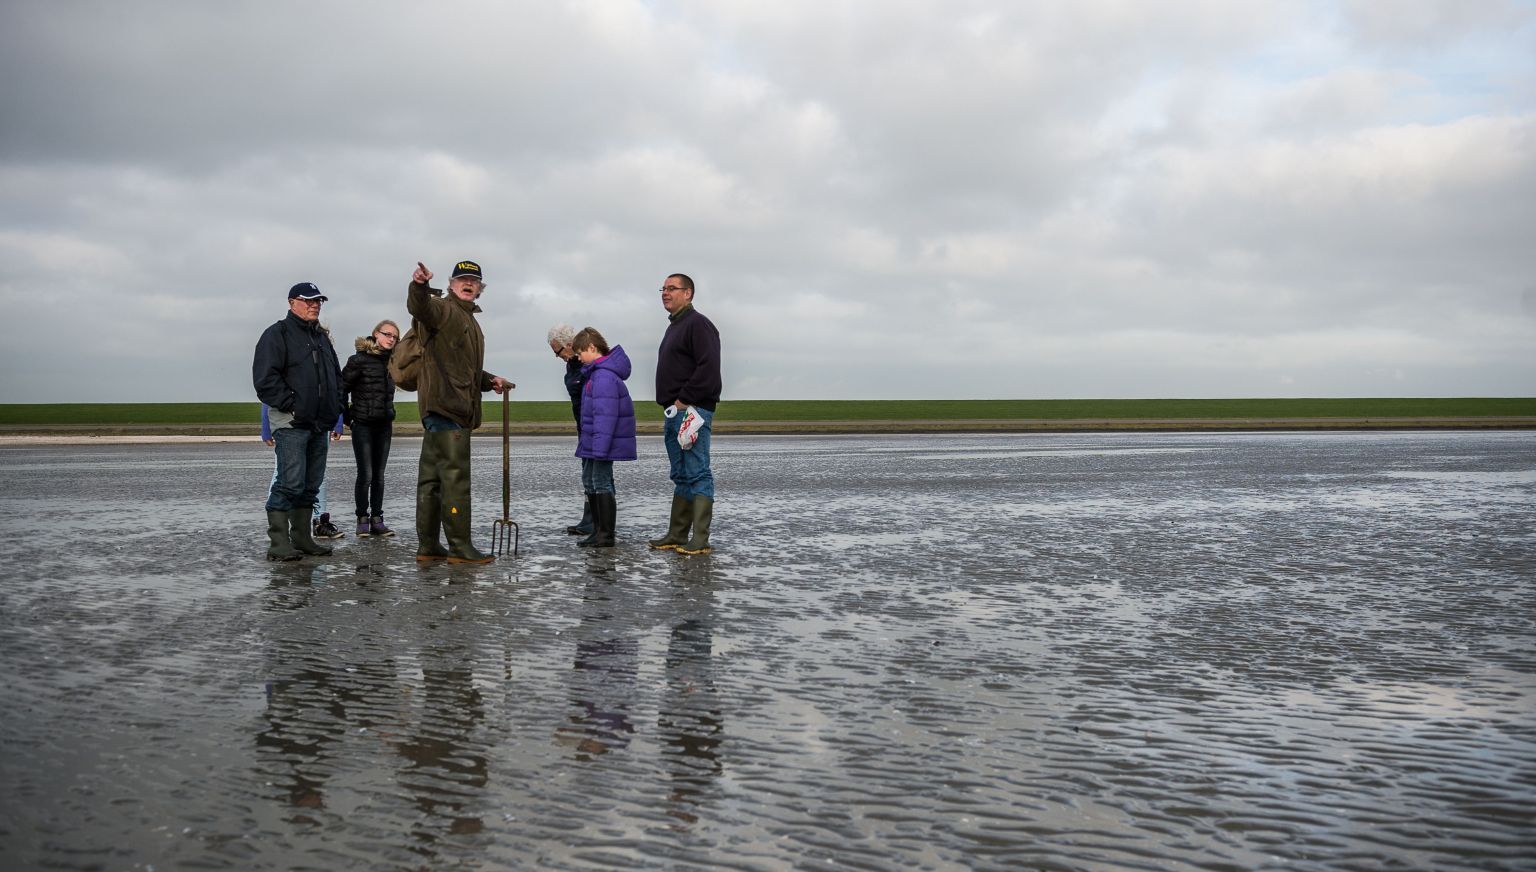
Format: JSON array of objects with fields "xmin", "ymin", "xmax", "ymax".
[{"xmin": 1, "ymin": 398, "xmax": 1534, "ymax": 436}]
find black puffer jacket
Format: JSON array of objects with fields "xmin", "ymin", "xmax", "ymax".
[
  {"xmin": 253, "ymin": 311, "xmax": 343, "ymax": 430},
  {"xmin": 341, "ymin": 336, "xmax": 396, "ymax": 426}
]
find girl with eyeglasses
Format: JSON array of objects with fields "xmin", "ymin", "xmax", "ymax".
[{"xmin": 342, "ymin": 320, "xmax": 401, "ymax": 537}]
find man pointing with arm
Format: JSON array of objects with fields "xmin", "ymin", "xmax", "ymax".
[{"xmin": 407, "ymin": 260, "xmax": 513, "ymax": 564}]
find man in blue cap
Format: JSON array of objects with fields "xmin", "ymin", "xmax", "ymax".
[{"xmin": 253, "ymin": 282, "xmax": 345, "ymax": 561}]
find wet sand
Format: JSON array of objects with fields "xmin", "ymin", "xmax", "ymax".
[{"xmin": 1, "ymin": 431, "xmax": 1533, "ymax": 869}]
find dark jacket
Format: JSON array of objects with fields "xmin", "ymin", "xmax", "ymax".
[
  {"xmin": 576, "ymin": 345, "xmax": 637, "ymax": 462},
  {"xmin": 655, "ymin": 304, "xmax": 721, "ymax": 412},
  {"xmin": 564, "ymin": 355, "xmax": 585, "ymax": 425},
  {"xmin": 253, "ymin": 311, "xmax": 343, "ymax": 430},
  {"xmin": 406, "ymin": 281, "xmax": 499, "ymax": 430},
  {"xmin": 341, "ymin": 336, "xmax": 396, "ymax": 426}
]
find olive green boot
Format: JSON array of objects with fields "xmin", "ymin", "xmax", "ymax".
[
  {"xmin": 415, "ymin": 431, "xmax": 450, "ymax": 561},
  {"xmin": 675, "ymin": 496, "xmax": 713, "ymax": 555},
  {"xmin": 266, "ymin": 509, "xmax": 301, "ymax": 562},
  {"xmin": 441, "ymin": 430, "xmax": 493, "ymax": 565},
  {"xmin": 290, "ymin": 505, "xmax": 333, "ymax": 556},
  {"xmin": 648, "ymin": 494, "xmax": 691, "ymax": 550}
]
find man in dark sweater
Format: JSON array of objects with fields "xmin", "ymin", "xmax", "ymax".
[{"xmin": 648, "ymin": 273, "xmax": 722, "ymax": 555}]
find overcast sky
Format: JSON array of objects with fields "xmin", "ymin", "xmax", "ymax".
[{"xmin": 2, "ymin": 1, "xmax": 1533, "ymax": 404}]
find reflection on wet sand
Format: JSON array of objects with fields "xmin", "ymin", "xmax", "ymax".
[
  {"xmin": 258, "ymin": 563, "xmax": 402, "ymax": 823},
  {"xmin": 555, "ymin": 576, "xmax": 639, "ymax": 760},
  {"xmin": 658, "ymin": 613, "xmax": 722, "ymax": 825},
  {"xmin": 394, "ymin": 645, "xmax": 488, "ymax": 847},
  {"xmin": 2, "ymin": 432, "xmax": 1534, "ymax": 869}
]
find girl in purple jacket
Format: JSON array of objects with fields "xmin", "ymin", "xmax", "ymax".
[{"xmin": 573, "ymin": 327, "xmax": 636, "ymax": 548}]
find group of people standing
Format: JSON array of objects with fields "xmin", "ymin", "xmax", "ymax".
[{"xmin": 251, "ymin": 262, "xmax": 721, "ymax": 564}]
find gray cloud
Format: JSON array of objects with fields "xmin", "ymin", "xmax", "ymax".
[{"xmin": 1, "ymin": 0, "xmax": 1532, "ymax": 404}]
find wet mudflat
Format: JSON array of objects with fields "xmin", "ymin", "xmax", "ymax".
[{"xmin": 1, "ymin": 431, "xmax": 1533, "ymax": 871}]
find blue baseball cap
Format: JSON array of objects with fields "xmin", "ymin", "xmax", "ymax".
[{"xmin": 287, "ymin": 282, "xmax": 328, "ymax": 302}]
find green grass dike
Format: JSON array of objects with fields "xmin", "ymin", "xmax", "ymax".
[{"xmin": 1, "ymin": 398, "xmax": 1534, "ymax": 436}]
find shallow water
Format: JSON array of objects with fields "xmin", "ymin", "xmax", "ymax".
[{"xmin": 1, "ymin": 431, "xmax": 1533, "ymax": 870}]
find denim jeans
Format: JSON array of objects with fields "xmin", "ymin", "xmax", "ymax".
[
  {"xmin": 422, "ymin": 413, "xmax": 462, "ymax": 432},
  {"xmin": 269, "ymin": 458, "xmax": 327, "ymax": 512},
  {"xmin": 663, "ymin": 406, "xmax": 714, "ymax": 499},
  {"xmin": 351, "ymin": 421, "xmax": 392, "ymax": 517},
  {"xmin": 581, "ymin": 458, "xmax": 616, "ymax": 495},
  {"xmin": 267, "ymin": 426, "xmax": 329, "ymax": 512}
]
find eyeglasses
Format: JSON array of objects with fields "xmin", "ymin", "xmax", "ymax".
[
  {"xmin": 552, "ymin": 345, "xmax": 571, "ymax": 357},
  {"xmin": 378, "ymin": 332, "xmax": 399, "ymax": 340},
  {"xmin": 292, "ymin": 298, "xmax": 323, "ymax": 305},
  {"xmin": 659, "ymin": 286, "xmax": 687, "ymax": 293}
]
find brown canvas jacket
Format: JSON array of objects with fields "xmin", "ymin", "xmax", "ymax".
[{"xmin": 406, "ymin": 281, "xmax": 498, "ymax": 430}]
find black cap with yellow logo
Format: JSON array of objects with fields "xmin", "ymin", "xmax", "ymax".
[{"xmin": 451, "ymin": 260, "xmax": 483, "ymax": 281}]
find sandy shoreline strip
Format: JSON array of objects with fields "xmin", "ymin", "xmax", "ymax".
[{"xmin": 2, "ymin": 416, "xmax": 1534, "ymax": 444}]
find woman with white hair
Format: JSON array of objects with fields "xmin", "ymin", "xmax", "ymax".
[{"xmin": 548, "ymin": 322, "xmax": 596, "ymax": 536}]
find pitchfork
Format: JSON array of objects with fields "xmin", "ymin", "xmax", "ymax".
[{"xmin": 490, "ymin": 388, "xmax": 520, "ymax": 556}]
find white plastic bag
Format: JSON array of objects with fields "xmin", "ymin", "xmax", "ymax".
[{"xmin": 677, "ymin": 405, "xmax": 704, "ymax": 450}]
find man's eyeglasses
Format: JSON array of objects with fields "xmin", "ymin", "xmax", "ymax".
[{"xmin": 659, "ymin": 286, "xmax": 686, "ymax": 293}]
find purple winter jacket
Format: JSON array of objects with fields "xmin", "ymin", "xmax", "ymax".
[{"xmin": 575, "ymin": 345, "xmax": 637, "ymax": 461}]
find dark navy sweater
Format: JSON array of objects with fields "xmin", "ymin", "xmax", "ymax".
[{"xmin": 654, "ymin": 305, "xmax": 721, "ymax": 412}]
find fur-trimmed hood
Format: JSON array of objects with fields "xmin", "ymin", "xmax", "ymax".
[{"xmin": 354, "ymin": 335, "xmax": 390, "ymax": 356}]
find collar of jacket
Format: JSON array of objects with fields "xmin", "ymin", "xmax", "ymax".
[
  {"xmin": 453, "ymin": 294, "xmax": 483, "ymax": 315},
  {"xmin": 355, "ymin": 335, "xmax": 390, "ymax": 355},
  {"xmin": 286, "ymin": 310, "xmax": 324, "ymax": 333},
  {"xmin": 668, "ymin": 303, "xmax": 694, "ymax": 323}
]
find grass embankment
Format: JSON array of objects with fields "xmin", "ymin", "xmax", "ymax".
[{"xmin": 0, "ymin": 398, "xmax": 1533, "ymax": 436}]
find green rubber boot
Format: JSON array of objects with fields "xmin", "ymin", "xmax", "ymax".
[
  {"xmin": 675, "ymin": 496, "xmax": 713, "ymax": 555},
  {"xmin": 441, "ymin": 429, "xmax": 493, "ymax": 565},
  {"xmin": 415, "ymin": 430, "xmax": 450, "ymax": 561},
  {"xmin": 290, "ymin": 505, "xmax": 333, "ymax": 556},
  {"xmin": 266, "ymin": 509, "xmax": 301, "ymax": 562},
  {"xmin": 648, "ymin": 494, "xmax": 691, "ymax": 550}
]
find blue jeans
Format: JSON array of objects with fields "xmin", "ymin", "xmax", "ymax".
[
  {"xmin": 663, "ymin": 406, "xmax": 714, "ymax": 499},
  {"xmin": 581, "ymin": 458, "xmax": 616, "ymax": 495},
  {"xmin": 423, "ymin": 413, "xmax": 462, "ymax": 432},
  {"xmin": 267, "ymin": 427, "xmax": 329, "ymax": 512},
  {"xmin": 269, "ymin": 458, "xmax": 327, "ymax": 512}
]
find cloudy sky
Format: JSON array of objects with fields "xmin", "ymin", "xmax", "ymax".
[{"xmin": 2, "ymin": 0, "xmax": 1533, "ymax": 404}]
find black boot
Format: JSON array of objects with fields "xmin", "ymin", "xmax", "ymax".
[
  {"xmin": 580, "ymin": 493, "xmax": 616, "ymax": 548},
  {"xmin": 595, "ymin": 492, "xmax": 617, "ymax": 547},
  {"xmin": 567, "ymin": 496, "xmax": 594, "ymax": 535},
  {"xmin": 290, "ymin": 505, "xmax": 333, "ymax": 556},
  {"xmin": 576, "ymin": 494, "xmax": 600, "ymax": 547},
  {"xmin": 266, "ymin": 509, "xmax": 301, "ymax": 561}
]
